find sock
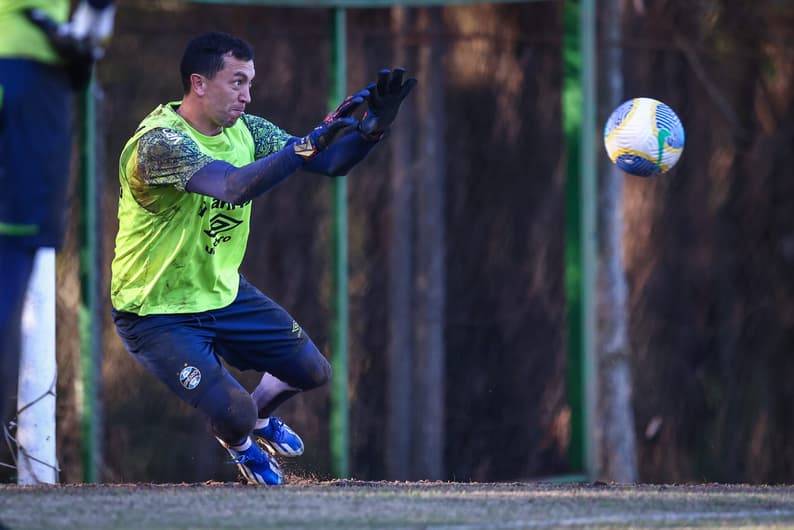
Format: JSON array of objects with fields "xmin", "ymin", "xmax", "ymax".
[
  {"xmin": 252, "ymin": 372, "xmax": 299, "ymax": 407},
  {"xmin": 252, "ymin": 372, "xmax": 301, "ymax": 417},
  {"xmin": 229, "ymin": 436, "xmax": 252, "ymax": 452},
  {"xmin": 254, "ymin": 417, "xmax": 271, "ymax": 431}
]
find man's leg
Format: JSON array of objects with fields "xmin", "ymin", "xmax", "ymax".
[
  {"xmin": 212, "ymin": 277, "xmax": 332, "ymax": 457},
  {"xmin": 111, "ymin": 309, "xmax": 282, "ymax": 484},
  {"xmin": 198, "ymin": 376, "xmax": 283, "ymax": 485},
  {"xmin": 250, "ymin": 336, "xmax": 330, "ymax": 416},
  {"xmin": 251, "ymin": 372, "xmax": 301, "ymax": 418},
  {"xmin": 248, "ymin": 340, "xmax": 327, "ymax": 457},
  {"xmin": 0, "ymin": 243, "xmax": 36, "ymax": 424}
]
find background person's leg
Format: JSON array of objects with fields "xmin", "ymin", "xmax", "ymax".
[
  {"xmin": 0, "ymin": 243, "xmax": 36, "ymax": 423},
  {"xmin": 0, "ymin": 58, "xmax": 72, "ymax": 427}
]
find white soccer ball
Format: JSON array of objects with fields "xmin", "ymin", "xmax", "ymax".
[{"xmin": 603, "ymin": 97, "xmax": 685, "ymax": 177}]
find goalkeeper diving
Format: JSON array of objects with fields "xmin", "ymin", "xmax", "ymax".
[{"xmin": 110, "ymin": 31, "xmax": 416, "ymax": 485}]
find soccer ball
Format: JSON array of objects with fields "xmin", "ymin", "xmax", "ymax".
[{"xmin": 603, "ymin": 97, "xmax": 685, "ymax": 177}]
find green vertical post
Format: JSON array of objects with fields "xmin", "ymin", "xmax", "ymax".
[
  {"xmin": 328, "ymin": 6, "xmax": 349, "ymax": 479},
  {"xmin": 79, "ymin": 72, "xmax": 99, "ymax": 483},
  {"xmin": 563, "ymin": 0, "xmax": 597, "ymax": 480},
  {"xmin": 580, "ymin": 0, "xmax": 598, "ymax": 480}
]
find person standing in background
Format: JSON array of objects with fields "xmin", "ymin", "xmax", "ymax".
[{"xmin": 0, "ymin": 0, "xmax": 116, "ymax": 427}]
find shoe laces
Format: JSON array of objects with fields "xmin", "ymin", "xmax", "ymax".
[{"xmin": 266, "ymin": 417, "xmax": 288, "ymax": 440}]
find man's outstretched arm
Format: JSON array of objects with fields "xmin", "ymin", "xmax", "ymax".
[
  {"xmin": 186, "ymin": 117, "xmax": 356, "ymax": 204},
  {"xmin": 302, "ymin": 69, "xmax": 417, "ymax": 176}
]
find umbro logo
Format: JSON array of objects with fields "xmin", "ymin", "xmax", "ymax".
[
  {"xmin": 291, "ymin": 320, "xmax": 302, "ymax": 338},
  {"xmin": 204, "ymin": 213, "xmax": 242, "ymax": 238}
]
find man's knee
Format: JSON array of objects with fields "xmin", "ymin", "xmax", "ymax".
[
  {"xmin": 197, "ymin": 378, "xmax": 256, "ymax": 444},
  {"xmin": 278, "ymin": 340, "xmax": 332, "ymax": 391},
  {"xmin": 297, "ymin": 341, "xmax": 331, "ymax": 390}
]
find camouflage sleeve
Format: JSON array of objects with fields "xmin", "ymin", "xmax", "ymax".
[
  {"xmin": 241, "ymin": 114, "xmax": 294, "ymax": 160},
  {"xmin": 137, "ymin": 128, "xmax": 214, "ymax": 191}
]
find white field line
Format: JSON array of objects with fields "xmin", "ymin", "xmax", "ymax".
[{"xmin": 438, "ymin": 508, "xmax": 794, "ymax": 529}]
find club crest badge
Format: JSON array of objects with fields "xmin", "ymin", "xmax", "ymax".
[{"xmin": 179, "ymin": 366, "xmax": 201, "ymax": 390}]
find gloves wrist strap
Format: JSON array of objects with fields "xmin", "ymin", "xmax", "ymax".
[{"xmin": 293, "ymin": 136, "xmax": 318, "ymax": 159}]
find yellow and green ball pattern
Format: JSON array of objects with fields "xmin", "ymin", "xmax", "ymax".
[{"xmin": 603, "ymin": 97, "xmax": 685, "ymax": 177}]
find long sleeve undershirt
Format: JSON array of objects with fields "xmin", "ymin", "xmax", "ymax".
[{"xmin": 185, "ymin": 130, "xmax": 378, "ymax": 204}]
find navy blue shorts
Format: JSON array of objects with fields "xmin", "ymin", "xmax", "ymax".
[
  {"xmin": 112, "ymin": 276, "xmax": 324, "ymax": 407},
  {"xmin": 0, "ymin": 58, "xmax": 73, "ymax": 249}
]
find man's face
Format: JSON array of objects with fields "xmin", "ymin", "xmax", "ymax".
[{"xmin": 200, "ymin": 53, "xmax": 255, "ymax": 130}]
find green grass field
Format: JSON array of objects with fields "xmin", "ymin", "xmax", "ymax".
[{"xmin": 1, "ymin": 480, "xmax": 793, "ymax": 529}]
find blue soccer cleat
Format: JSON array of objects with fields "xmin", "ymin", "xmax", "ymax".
[
  {"xmin": 217, "ymin": 436, "xmax": 283, "ymax": 485},
  {"xmin": 253, "ymin": 417, "xmax": 304, "ymax": 457}
]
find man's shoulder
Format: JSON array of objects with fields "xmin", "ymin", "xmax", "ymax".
[
  {"xmin": 121, "ymin": 103, "xmax": 192, "ymax": 160},
  {"xmin": 138, "ymin": 127, "xmax": 195, "ymax": 159},
  {"xmin": 136, "ymin": 102, "xmax": 184, "ymax": 135}
]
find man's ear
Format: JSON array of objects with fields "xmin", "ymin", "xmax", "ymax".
[{"xmin": 190, "ymin": 73, "xmax": 206, "ymax": 96}]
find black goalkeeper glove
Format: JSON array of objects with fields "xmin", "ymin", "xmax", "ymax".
[
  {"xmin": 25, "ymin": 8, "xmax": 102, "ymax": 91},
  {"xmin": 324, "ymin": 87, "xmax": 369, "ymax": 125},
  {"xmin": 293, "ymin": 87, "xmax": 369, "ymax": 159},
  {"xmin": 359, "ymin": 68, "xmax": 417, "ymax": 139}
]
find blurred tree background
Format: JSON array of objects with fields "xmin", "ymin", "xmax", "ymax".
[{"xmin": 3, "ymin": 0, "xmax": 793, "ymax": 485}]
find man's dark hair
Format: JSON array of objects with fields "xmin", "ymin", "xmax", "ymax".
[{"xmin": 180, "ymin": 32, "xmax": 254, "ymax": 94}]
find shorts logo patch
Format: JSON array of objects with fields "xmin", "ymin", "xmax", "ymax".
[
  {"xmin": 291, "ymin": 320, "xmax": 302, "ymax": 338},
  {"xmin": 179, "ymin": 366, "xmax": 202, "ymax": 390}
]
